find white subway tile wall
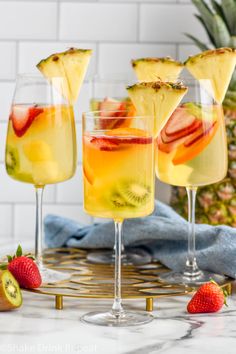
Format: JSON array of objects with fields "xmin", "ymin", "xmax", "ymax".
[{"xmin": 0, "ymin": 0, "xmax": 203, "ymax": 240}]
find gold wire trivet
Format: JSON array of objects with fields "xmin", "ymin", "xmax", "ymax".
[{"xmin": 24, "ymin": 248, "xmax": 232, "ymax": 311}]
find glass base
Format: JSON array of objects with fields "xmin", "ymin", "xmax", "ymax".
[
  {"xmin": 81, "ymin": 310, "xmax": 153, "ymax": 327},
  {"xmin": 39, "ymin": 265, "xmax": 71, "ymax": 284},
  {"xmin": 159, "ymin": 269, "xmax": 226, "ymax": 287},
  {"xmin": 87, "ymin": 249, "xmax": 152, "ymax": 265}
]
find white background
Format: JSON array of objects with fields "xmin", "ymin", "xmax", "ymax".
[{"xmin": 0, "ymin": 0, "xmax": 207, "ymax": 240}]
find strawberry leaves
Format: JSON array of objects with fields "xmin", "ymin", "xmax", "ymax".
[{"xmin": 16, "ymin": 245, "xmax": 22, "ymax": 258}]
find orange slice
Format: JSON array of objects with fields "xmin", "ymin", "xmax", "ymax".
[
  {"xmin": 106, "ymin": 127, "xmax": 149, "ymax": 137},
  {"xmin": 83, "ymin": 159, "xmax": 95, "ymax": 185},
  {"xmin": 172, "ymin": 121, "xmax": 219, "ymax": 165}
]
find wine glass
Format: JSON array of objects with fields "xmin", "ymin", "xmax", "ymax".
[
  {"xmin": 156, "ymin": 77, "xmax": 228, "ymax": 285},
  {"xmin": 87, "ymin": 75, "xmax": 152, "ymax": 265},
  {"xmin": 5, "ymin": 74, "xmax": 77, "ymax": 283},
  {"xmin": 81, "ymin": 110, "xmax": 155, "ymax": 326}
]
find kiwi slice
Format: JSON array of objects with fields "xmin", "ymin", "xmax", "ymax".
[
  {"xmin": 0, "ymin": 270, "xmax": 22, "ymax": 311},
  {"xmin": 109, "ymin": 191, "xmax": 133, "ymax": 209},
  {"xmin": 5, "ymin": 145, "xmax": 19, "ymax": 175},
  {"xmin": 117, "ymin": 179, "xmax": 151, "ymax": 207}
]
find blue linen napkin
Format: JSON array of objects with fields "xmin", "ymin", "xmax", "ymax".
[{"xmin": 44, "ymin": 201, "xmax": 236, "ymax": 279}]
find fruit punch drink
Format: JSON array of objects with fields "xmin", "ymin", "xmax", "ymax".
[
  {"xmin": 83, "ymin": 117, "xmax": 155, "ymax": 220},
  {"xmin": 156, "ymin": 102, "xmax": 228, "ymax": 187},
  {"xmin": 6, "ymin": 104, "xmax": 76, "ymax": 187}
]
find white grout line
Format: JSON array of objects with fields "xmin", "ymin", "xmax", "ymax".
[{"xmin": 0, "ymin": 38, "xmax": 196, "ymax": 45}]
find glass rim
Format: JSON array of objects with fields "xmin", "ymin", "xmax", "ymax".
[
  {"xmin": 83, "ymin": 110, "xmax": 152, "ymax": 120},
  {"xmin": 165, "ymin": 75, "xmax": 212, "ymax": 84},
  {"xmin": 91, "ymin": 74, "xmax": 134, "ymax": 84},
  {"xmin": 16, "ymin": 73, "xmax": 67, "ymax": 80}
]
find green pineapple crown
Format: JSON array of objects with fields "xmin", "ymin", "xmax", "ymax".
[{"xmin": 186, "ymin": 0, "xmax": 236, "ymax": 107}]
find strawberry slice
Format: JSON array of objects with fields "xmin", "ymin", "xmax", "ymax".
[
  {"xmin": 157, "ymin": 134, "xmax": 187, "ymax": 153},
  {"xmin": 163, "ymin": 108, "xmax": 202, "ymax": 142},
  {"xmin": 90, "ymin": 136, "xmax": 120, "ymax": 151},
  {"xmin": 10, "ymin": 105, "xmax": 43, "ymax": 137},
  {"xmin": 172, "ymin": 121, "xmax": 219, "ymax": 165},
  {"xmin": 157, "ymin": 107, "xmax": 203, "ymax": 153},
  {"xmin": 98, "ymin": 98, "xmax": 132, "ymax": 129},
  {"xmin": 121, "ymin": 136, "xmax": 152, "ymax": 144},
  {"xmin": 165, "ymin": 108, "xmax": 196, "ymax": 134},
  {"xmin": 100, "ymin": 97, "xmax": 123, "ymax": 117},
  {"xmin": 184, "ymin": 122, "xmax": 216, "ymax": 147}
]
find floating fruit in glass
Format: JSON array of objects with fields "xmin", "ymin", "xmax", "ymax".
[
  {"xmin": 82, "ymin": 111, "xmax": 155, "ymax": 327},
  {"xmin": 156, "ymin": 78, "xmax": 228, "ymax": 285},
  {"xmin": 5, "ymin": 48, "xmax": 92, "ymax": 283}
]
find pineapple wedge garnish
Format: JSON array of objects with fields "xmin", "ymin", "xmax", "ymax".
[
  {"xmin": 131, "ymin": 57, "xmax": 184, "ymax": 82},
  {"xmin": 127, "ymin": 81, "xmax": 187, "ymax": 135},
  {"xmin": 37, "ymin": 47, "xmax": 92, "ymax": 103},
  {"xmin": 185, "ymin": 47, "xmax": 236, "ymax": 104}
]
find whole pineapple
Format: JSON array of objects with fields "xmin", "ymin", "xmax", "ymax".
[{"xmin": 171, "ymin": 0, "xmax": 236, "ymax": 226}]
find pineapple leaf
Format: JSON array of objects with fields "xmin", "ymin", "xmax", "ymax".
[
  {"xmin": 211, "ymin": 0, "xmax": 228, "ymax": 26},
  {"xmin": 184, "ymin": 33, "xmax": 210, "ymax": 51},
  {"xmin": 213, "ymin": 14, "xmax": 231, "ymax": 47},
  {"xmin": 192, "ymin": 0, "xmax": 214, "ymax": 33},
  {"xmin": 195, "ymin": 14, "xmax": 217, "ymax": 46},
  {"xmin": 222, "ymin": 0, "xmax": 236, "ymax": 35},
  {"xmin": 225, "ymin": 90, "xmax": 236, "ymax": 100},
  {"xmin": 229, "ymin": 69, "xmax": 236, "ymax": 90},
  {"xmin": 223, "ymin": 97, "xmax": 236, "ymax": 107},
  {"xmin": 230, "ymin": 36, "xmax": 236, "ymax": 48}
]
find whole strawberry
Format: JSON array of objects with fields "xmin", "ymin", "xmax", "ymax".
[
  {"xmin": 0, "ymin": 245, "xmax": 42, "ymax": 289},
  {"xmin": 187, "ymin": 280, "xmax": 228, "ymax": 314}
]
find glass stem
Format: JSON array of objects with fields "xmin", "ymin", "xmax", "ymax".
[
  {"xmin": 35, "ymin": 186, "xmax": 44, "ymax": 267},
  {"xmin": 113, "ymin": 232, "xmax": 125, "ymax": 254},
  {"xmin": 185, "ymin": 186, "xmax": 200, "ymax": 277},
  {"xmin": 112, "ymin": 219, "xmax": 125, "ymax": 318}
]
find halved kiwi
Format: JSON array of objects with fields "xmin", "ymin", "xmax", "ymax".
[
  {"xmin": 0, "ymin": 270, "xmax": 22, "ymax": 311},
  {"xmin": 116, "ymin": 179, "xmax": 151, "ymax": 207},
  {"xmin": 5, "ymin": 145, "xmax": 19, "ymax": 175}
]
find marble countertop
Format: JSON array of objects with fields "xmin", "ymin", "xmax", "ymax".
[
  {"xmin": 1, "ymin": 291, "xmax": 236, "ymax": 354},
  {"xmin": 1, "ymin": 241, "xmax": 236, "ymax": 354}
]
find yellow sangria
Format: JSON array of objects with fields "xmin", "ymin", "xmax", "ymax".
[
  {"xmin": 156, "ymin": 102, "xmax": 228, "ymax": 187},
  {"xmin": 83, "ymin": 116, "xmax": 155, "ymax": 220},
  {"xmin": 6, "ymin": 104, "xmax": 76, "ymax": 187},
  {"xmin": 82, "ymin": 111, "xmax": 155, "ymax": 327}
]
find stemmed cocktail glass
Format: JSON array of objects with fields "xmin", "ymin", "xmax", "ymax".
[
  {"xmin": 81, "ymin": 110, "xmax": 155, "ymax": 326},
  {"xmin": 87, "ymin": 76, "xmax": 152, "ymax": 265},
  {"xmin": 156, "ymin": 78, "xmax": 228, "ymax": 285},
  {"xmin": 5, "ymin": 74, "xmax": 77, "ymax": 283}
]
